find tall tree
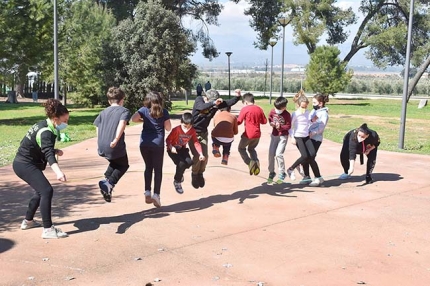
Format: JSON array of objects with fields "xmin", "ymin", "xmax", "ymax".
[
  {"xmin": 110, "ymin": 0, "xmax": 195, "ymax": 111},
  {"xmin": 305, "ymin": 45, "xmax": 353, "ymax": 96}
]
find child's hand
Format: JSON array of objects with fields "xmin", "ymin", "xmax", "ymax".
[
  {"xmin": 55, "ymin": 149, "xmax": 64, "ymax": 156},
  {"xmin": 171, "ymin": 146, "xmax": 177, "ymax": 154},
  {"xmin": 275, "ymin": 122, "xmax": 280, "ymax": 129},
  {"xmin": 110, "ymin": 139, "xmax": 118, "ymax": 148},
  {"xmin": 214, "ymin": 98, "xmax": 223, "ymax": 105},
  {"xmin": 291, "ymin": 137, "xmax": 296, "ymax": 145},
  {"xmin": 235, "ymin": 89, "xmax": 241, "ymax": 97},
  {"xmin": 199, "ymin": 154, "xmax": 205, "ymax": 161},
  {"xmin": 311, "ymin": 115, "xmax": 318, "ymax": 122}
]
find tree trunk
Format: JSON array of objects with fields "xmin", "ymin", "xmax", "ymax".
[
  {"xmin": 407, "ymin": 55, "xmax": 430, "ymax": 102},
  {"xmin": 6, "ymin": 91, "xmax": 18, "ymax": 103}
]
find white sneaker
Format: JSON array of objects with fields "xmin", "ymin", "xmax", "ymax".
[
  {"xmin": 338, "ymin": 173, "xmax": 350, "ymax": 180},
  {"xmin": 174, "ymin": 180, "xmax": 184, "ymax": 194},
  {"xmin": 152, "ymin": 194, "xmax": 161, "ymax": 208},
  {"xmin": 296, "ymin": 165, "xmax": 305, "ymax": 178},
  {"xmin": 21, "ymin": 219, "xmax": 42, "ymax": 230},
  {"xmin": 41, "ymin": 225, "xmax": 68, "ymax": 239},
  {"xmin": 309, "ymin": 177, "xmax": 324, "ymax": 187},
  {"xmin": 144, "ymin": 190, "xmax": 152, "ymax": 204},
  {"xmin": 287, "ymin": 168, "xmax": 296, "ymax": 181}
]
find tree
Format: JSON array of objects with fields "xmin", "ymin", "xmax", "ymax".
[
  {"xmin": 0, "ymin": 0, "xmax": 54, "ymax": 99},
  {"xmin": 109, "ymin": 0, "xmax": 195, "ymax": 111},
  {"xmin": 304, "ymin": 45, "xmax": 353, "ymax": 96}
]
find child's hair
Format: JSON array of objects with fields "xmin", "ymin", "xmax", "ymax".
[
  {"xmin": 144, "ymin": 91, "xmax": 164, "ymax": 119},
  {"xmin": 297, "ymin": 94, "xmax": 309, "ymax": 106},
  {"xmin": 205, "ymin": 89, "xmax": 219, "ymax": 101},
  {"xmin": 106, "ymin": 87, "xmax": 125, "ymax": 103},
  {"xmin": 274, "ymin": 96, "xmax": 288, "ymax": 109},
  {"xmin": 357, "ymin": 123, "xmax": 370, "ymax": 135},
  {"xmin": 220, "ymin": 106, "xmax": 231, "ymax": 112},
  {"xmin": 181, "ymin": 112, "xmax": 193, "ymax": 125},
  {"xmin": 293, "ymin": 89, "xmax": 305, "ymax": 105},
  {"xmin": 314, "ymin": 93, "xmax": 329, "ymax": 106},
  {"xmin": 242, "ymin": 93, "xmax": 254, "ymax": 104},
  {"xmin": 44, "ymin": 98, "xmax": 69, "ymax": 118}
]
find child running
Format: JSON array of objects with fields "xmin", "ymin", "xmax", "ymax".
[
  {"xmin": 94, "ymin": 87, "xmax": 131, "ymax": 202},
  {"xmin": 166, "ymin": 112, "xmax": 205, "ymax": 194},
  {"xmin": 267, "ymin": 96, "xmax": 291, "ymax": 183},
  {"xmin": 237, "ymin": 91, "xmax": 267, "ymax": 175},
  {"xmin": 211, "ymin": 106, "xmax": 238, "ymax": 165}
]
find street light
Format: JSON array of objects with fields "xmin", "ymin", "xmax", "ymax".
[
  {"xmin": 226, "ymin": 52, "xmax": 233, "ymax": 98},
  {"xmin": 278, "ymin": 16, "xmax": 291, "ymax": 97},
  {"xmin": 54, "ymin": 0, "xmax": 59, "ymax": 100},
  {"xmin": 269, "ymin": 38, "xmax": 277, "ymax": 104}
]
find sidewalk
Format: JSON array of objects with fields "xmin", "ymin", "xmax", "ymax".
[{"xmin": 1, "ymin": 101, "xmax": 430, "ymax": 285}]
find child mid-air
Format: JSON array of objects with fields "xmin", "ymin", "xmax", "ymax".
[
  {"xmin": 211, "ymin": 106, "xmax": 238, "ymax": 165},
  {"xmin": 237, "ymin": 91, "xmax": 267, "ymax": 175},
  {"xmin": 267, "ymin": 96, "xmax": 291, "ymax": 183},
  {"xmin": 166, "ymin": 112, "xmax": 205, "ymax": 194},
  {"xmin": 93, "ymin": 87, "xmax": 131, "ymax": 202}
]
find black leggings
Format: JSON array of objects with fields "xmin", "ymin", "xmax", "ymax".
[
  {"xmin": 13, "ymin": 160, "xmax": 54, "ymax": 228},
  {"xmin": 302, "ymin": 139, "xmax": 322, "ymax": 177},
  {"xmin": 140, "ymin": 145, "xmax": 164, "ymax": 195},
  {"xmin": 340, "ymin": 147, "xmax": 378, "ymax": 176},
  {"xmin": 290, "ymin": 136, "xmax": 321, "ymax": 178},
  {"xmin": 168, "ymin": 148, "xmax": 193, "ymax": 182},
  {"xmin": 104, "ymin": 154, "xmax": 129, "ymax": 186}
]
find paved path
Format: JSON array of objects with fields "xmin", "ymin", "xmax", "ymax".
[{"xmin": 1, "ymin": 102, "xmax": 430, "ymax": 285}]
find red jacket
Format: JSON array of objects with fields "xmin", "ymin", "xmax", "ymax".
[
  {"xmin": 166, "ymin": 125, "xmax": 202, "ymax": 154},
  {"xmin": 237, "ymin": 104, "xmax": 267, "ymax": 139}
]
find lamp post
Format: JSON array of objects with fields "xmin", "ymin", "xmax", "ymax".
[
  {"xmin": 278, "ymin": 16, "xmax": 291, "ymax": 97},
  {"xmin": 226, "ymin": 52, "xmax": 233, "ymax": 98},
  {"xmin": 269, "ymin": 38, "xmax": 277, "ymax": 104},
  {"xmin": 54, "ymin": 0, "xmax": 59, "ymax": 100}
]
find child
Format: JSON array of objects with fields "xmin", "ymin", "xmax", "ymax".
[
  {"xmin": 166, "ymin": 112, "xmax": 205, "ymax": 194},
  {"xmin": 286, "ymin": 93, "xmax": 323, "ymax": 186},
  {"xmin": 211, "ymin": 106, "xmax": 238, "ymax": 165},
  {"xmin": 131, "ymin": 91, "xmax": 171, "ymax": 208},
  {"xmin": 94, "ymin": 87, "xmax": 131, "ymax": 202},
  {"xmin": 13, "ymin": 99, "xmax": 69, "ymax": 239},
  {"xmin": 267, "ymin": 97, "xmax": 291, "ymax": 183},
  {"xmin": 237, "ymin": 91, "xmax": 267, "ymax": 175}
]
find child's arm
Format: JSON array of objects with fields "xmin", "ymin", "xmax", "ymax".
[
  {"xmin": 110, "ymin": 120, "xmax": 127, "ymax": 148},
  {"xmin": 131, "ymin": 111, "xmax": 143, "ymax": 123},
  {"xmin": 191, "ymin": 130, "xmax": 205, "ymax": 161},
  {"xmin": 233, "ymin": 118, "xmax": 238, "ymax": 135}
]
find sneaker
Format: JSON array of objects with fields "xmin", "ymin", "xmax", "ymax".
[
  {"xmin": 248, "ymin": 160, "xmax": 256, "ymax": 175},
  {"xmin": 278, "ymin": 172, "xmax": 286, "ymax": 181},
  {"xmin": 287, "ymin": 168, "xmax": 296, "ymax": 181},
  {"xmin": 174, "ymin": 180, "xmax": 184, "ymax": 194},
  {"xmin": 99, "ymin": 179, "xmax": 112, "ymax": 202},
  {"xmin": 191, "ymin": 174, "xmax": 199, "ymax": 189},
  {"xmin": 21, "ymin": 219, "xmax": 42, "ymax": 230},
  {"xmin": 309, "ymin": 177, "xmax": 324, "ymax": 187},
  {"xmin": 144, "ymin": 190, "xmax": 152, "ymax": 204},
  {"xmin": 253, "ymin": 161, "xmax": 260, "ymax": 176},
  {"xmin": 221, "ymin": 154, "xmax": 229, "ymax": 165},
  {"xmin": 197, "ymin": 173, "xmax": 205, "ymax": 188},
  {"xmin": 338, "ymin": 173, "xmax": 350, "ymax": 180},
  {"xmin": 296, "ymin": 165, "xmax": 305, "ymax": 178},
  {"xmin": 365, "ymin": 175, "xmax": 373, "ymax": 184},
  {"xmin": 267, "ymin": 172, "xmax": 276, "ymax": 183},
  {"xmin": 299, "ymin": 176, "xmax": 312, "ymax": 185},
  {"xmin": 41, "ymin": 225, "xmax": 68, "ymax": 239},
  {"xmin": 152, "ymin": 194, "xmax": 161, "ymax": 208},
  {"xmin": 212, "ymin": 145, "xmax": 221, "ymax": 158}
]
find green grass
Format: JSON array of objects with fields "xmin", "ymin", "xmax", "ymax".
[{"xmin": 1, "ymin": 96, "xmax": 429, "ymax": 167}]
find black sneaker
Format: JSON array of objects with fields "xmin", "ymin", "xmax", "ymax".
[
  {"xmin": 99, "ymin": 180, "xmax": 112, "ymax": 202},
  {"xmin": 191, "ymin": 174, "xmax": 200, "ymax": 189},
  {"xmin": 365, "ymin": 175, "xmax": 373, "ymax": 184},
  {"xmin": 198, "ymin": 173, "xmax": 205, "ymax": 188}
]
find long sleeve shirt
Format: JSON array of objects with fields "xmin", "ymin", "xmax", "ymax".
[
  {"xmin": 237, "ymin": 104, "xmax": 267, "ymax": 139},
  {"xmin": 309, "ymin": 107, "xmax": 329, "ymax": 142},
  {"xmin": 166, "ymin": 125, "xmax": 203, "ymax": 154},
  {"xmin": 268, "ymin": 109, "xmax": 291, "ymax": 136},
  {"xmin": 211, "ymin": 110, "xmax": 238, "ymax": 139},
  {"xmin": 343, "ymin": 128, "xmax": 381, "ymax": 160},
  {"xmin": 290, "ymin": 109, "xmax": 311, "ymax": 138}
]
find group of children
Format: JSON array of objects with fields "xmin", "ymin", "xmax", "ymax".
[{"xmin": 14, "ymin": 87, "xmax": 379, "ymax": 239}]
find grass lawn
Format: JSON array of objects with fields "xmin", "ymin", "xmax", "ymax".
[{"xmin": 1, "ymin": 96, "xmax": 429, "ymax": 167}]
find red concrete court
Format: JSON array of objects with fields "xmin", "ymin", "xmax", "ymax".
[{"xmin": 1, "ymin": 101, "xmax": 429, "ymax": 285}]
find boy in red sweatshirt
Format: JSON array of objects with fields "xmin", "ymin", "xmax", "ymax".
[
  {"xmin": 166, "ymin": 112, "xmax": 205, "ymax": 194},
  {"xmin": 237, "ymin": 91, "xmax": 267, "ymax": 175}
]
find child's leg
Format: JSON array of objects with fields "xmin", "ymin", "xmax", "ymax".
[
  {"xmin": 275, "ymin": 135, "xmax": 288, "ymax": 174},
  {"xmin": 238, "ymin": 135, "xmax": 251, "ymax": 165},
  {"xmin": 366, "ymin": 148, "xmax": 378, "ymax": 176},
  {"xmin": 177, "ymin": 148, "xmax": 193, "ymax": 181},
  {"xmin": 211, "ymin": 137, "xmax": 221, "ymax": 157},
  {"xmin": 268, "ymin": 134, "xmax": 278, "ymax": 173},
  {"xmin": 247, "ymin": 138, "xmax": 260, "ymax": 162},
  {"xmin": 289, "ymin": 137, "xmax": 308, "ymax": 169},
  {"xmin": 106, "ymin": 155, "xmax": 129, "ymax": 186},
  {"xmin": 340, "ymin": 144, "xmax": 350, "ymax": 174}
]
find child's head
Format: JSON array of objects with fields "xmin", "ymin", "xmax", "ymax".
[
  {"xmin": 297, "ymin": 94, "xmax": 309, "ymax": 109},
  {"xmin": 242, "ymin": 93, "xmax": 254, "ymax": 105},
  {"xmin": 312, "ymin": 93, "xmax": 329, "ymax": 109},
  {"xmin": 181, "ymin": 112, "xmax": 193, "ymax": 131},
  {"xmin": 107, "ymin": 87, "xmax": 125, "ymax": 105},
  {"xmin": 144, "ymin": 91, "xmax": 164, "ymax": 118},
  {"xmin": 274, "ymin": 96, "xmax": 288, "ymax": 111}
]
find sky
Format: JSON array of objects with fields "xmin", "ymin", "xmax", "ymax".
[{"xmin": 187, "ymin": 0, "xmax": 374, "ymax": 68}]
